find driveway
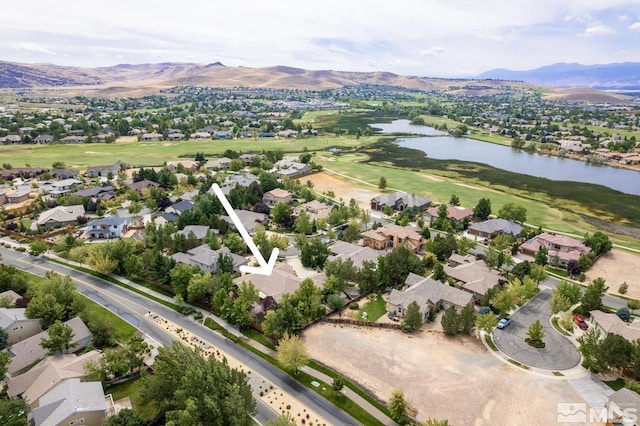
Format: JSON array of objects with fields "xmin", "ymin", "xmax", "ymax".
[{"xmin": 493, "ymin": 289, "xmax": 581, "ymax": 370}]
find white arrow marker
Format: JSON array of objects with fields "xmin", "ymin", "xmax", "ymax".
[{"xmin": 210, "ymin": 183, "xmax": 278, "ymax": 276}]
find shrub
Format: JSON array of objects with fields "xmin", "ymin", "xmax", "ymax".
[
  {"xmin": 619, "ymin": 282, "xmax": 629, "ymax": 295},
  {"xmin": 348, "ymin": 302, "xmax": 359, "ymax": 310}
]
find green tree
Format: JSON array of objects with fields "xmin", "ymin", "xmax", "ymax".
[
  {"xmin": 25, "ymin": 273, "xmax": 84, "ymax": 327},
  {"xmin": 619, "ymin": 282, "xmax": 629, "ymax": 295},
  {"xmin": 492, "ymin": 289, "xmax": 517, "ymax": 317},
  {"xmin": 294, "ymin": 210, "xmax": 313, "ymax": 235},
  {"xmin": 0, "ymin": 327, "xmax": 8, "ymax": 350},
  {"xmin": 458, "ymin": 304, "xmax": 476, "ymax": 335},
  {"xmin": 327, "ymin": 293, "xmax": 345, "ymax": 311},
  {"xmin": 223, "ymin": 281, "xmax": 259, "ymax": 328},
  {"xmin": 378, "ymin": 176, "xmax": 387, "ymax": 190},
  {"xmin": 559, "ymin": 312, "xmax": 575, "ymax": 333},
  {"xmin": 577, "ymin": 327, "xmax": 607, "ymax": 372},
  {"xmin": 300, "ymin": 237, "xmax": 329, "ymax": 269},
  {"xmin": 555, "ymin": 281, "xmax": 582, "ymax": 305},
  {"xmin": 432, "ymin": 263, "xmax": 447, "ymax": 282},
  {"xmin": 584, "ymin": 231, "xmax": 612, "ymax": 255},
  {"xmin": 456, "ymin": 237, "xmax": 476, "ymax": 256},
  {"xmin": 527, "ymin": 319, "xmax": 545, "ymax": 343},
  {"xmin": 581, "ymin": 277, "xmax": 608, "ymax": 312},
  {"xmin": 223, "ymin": 232, "xmax": 247, "ymax": 254},
  {"xmin": 402, "ymin": 301, "xmax": 423, "ymax": 332},
  {"xmin": 105, "ymin": 408, "xmax": 147, "ymax": 426},
  {"xmin": 272, "ymin": 203, "xmax": 293, "ymax": 227},
  {"xmin": 261, "ymin": 295, "xmax": 304, "ymax": 340},
  {"xmin": 169, "ymin": 263, "xmax": 198, "ymax": 299},
  {"xmin": 497, "ymin": 202, "xmax": 527, "ymax": 223},
  {"xmin": 441, "ymin": 306, "xmax": 459, "ymax": 336},
  {"xmin": 29, "ymin": 240, "xmax": 49, "ymax": 256},
  {"xmin": 0, "ymin": 397, "xmax": 28, "ymax": 426},
  {"xmin": 550, "ymin": 292, "xmax": 572, "ymax": 314},
  {"xmin": 40, "ymin": 320, "xmax": 76, "ymax": 355},
  {"xmin": 534, "ymin": 246, "xmax": 548, "ymax": 266},
  {"xmin": 141, "ymin": 342, "xmax": 255, "ymax": 425},
  {"xmin": 473, "ymin": 198, "xmax": 492, "ymax": 220},
  {"xmin": 475, "ymin": 313, "xmax": 498, "ymax": 334},
  {"xmin": 449, "ymin": 194, "xmax": 460, "ymax": 206},
  {"xmin": 276, "ymin": 333, "xmax": 309, "ymax": 374},
  {"xmin": 601, "ymin": 334, "xmax": 632, "ymax": 372},
  {"xmin": 387, "ymin": 388, "xmax": 408, "ymax": 422}
]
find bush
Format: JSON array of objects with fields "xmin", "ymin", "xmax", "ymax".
[
  {"xmin": 619, "ymin": 282, "xmax": 629, "ymax": 294},
  {"xmin": 348, "ymin": 302, "xmax": 359, "ymax": 310},
  {"xmin": 525, "ymin": 338, "xmax": 546, "ymax": 348}
]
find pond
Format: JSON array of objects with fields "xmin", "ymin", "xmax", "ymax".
[{"xmin": 374, "ymin": 120, "xmax": 640, "ymax": 196}]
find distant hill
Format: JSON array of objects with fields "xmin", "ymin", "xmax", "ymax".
[
  {"xmin": 0, "ymin": 60, "xmax": 633, "ymax": 103},
  {"xmin": 476, "ymin": 62, "xmax": 640, "ymax": 90}
]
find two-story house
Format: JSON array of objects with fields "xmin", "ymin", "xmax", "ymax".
[
  {"xmin": 362, "ymin": 224, "xmax": 425, "ymax": 252},
  {"xmin": 86, "ymin": 217, "xmax": 129, "ymax": 239},
  {"xmin": 263, "ymin": 188, "xmax": 293, "ymax": 207},
  {"xmin": 520, "ymin": 233, "xmax": 591, "ymax": 266}
]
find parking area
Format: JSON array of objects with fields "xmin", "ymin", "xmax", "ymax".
[{"xmin": 493, "ymin": 289, "xmax": 582, "ymax": 370}]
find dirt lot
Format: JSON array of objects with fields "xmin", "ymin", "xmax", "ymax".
[
  {"xmin": 305, "ymin": 171, "xmax": 377, "ymax": 210},
  {"xmin": 302, "ymin": 324, "xmax": 585, "ymax": 425},
  {"xmin": 585, "ymin": 250, "xmax": 640, "ymax": 298}
]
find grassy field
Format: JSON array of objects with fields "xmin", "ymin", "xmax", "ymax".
[
  {"xmin": 106, "ymin": 376, "xmax": 158, "ymax": 421},
  {"xmin": 314, "ymin": 149, "xmax": 640, "ymax": 250},
  {"xmin": 0, "ymin": 135, "xmax": 376, "ymax": 169}
]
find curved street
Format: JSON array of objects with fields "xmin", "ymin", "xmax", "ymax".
[
  {"xmin": 493, "ymin": 289, "xmax": 581, "ymax": 370},
  {"xmin": 0, "ymin": 246, "xmax": 359, "ymax": 426}
]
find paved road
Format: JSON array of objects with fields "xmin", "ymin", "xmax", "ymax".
[
  {"xmin": 493, "ymin": 289, "xmax": 581, "ymax": 370},
  {"xmin": 0, "ymin": 247, "xmax": 359, "ymax": 426}
]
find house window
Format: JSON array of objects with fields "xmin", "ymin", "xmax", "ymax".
[{"xmin": 69, "ymin": 418, "xmax": 85, "ymax": 425}]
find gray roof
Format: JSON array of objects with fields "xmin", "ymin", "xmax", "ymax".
[
  {"xmin": 468, "ymin": 219, "xmax": 523, "ymax": 236},
  {"xmin": 88, "ymin": 216, "xmax": 128, "ymax": 227},
  {"xmin": 222, "ymin": 210, "xmax": 268, "ymax": 234},
  {"xmin": 158, "ymin": 212, "xmax": 179, "ymax": 223},
  {"xmin": 7, "ymin": 317, "xmax": 92, "ymax": 375},
  {"xmin": 388, "ymin": 275, "xmax": 473, "ymax": 315},
  {"xmin": 32, "ymin": 378, "xmax": 106, "ymax": 426},
  {"xmin": 177, "ymin": 225, "xmax": 210, "ymax": 240},
  {"xmin": 37, "ymin": 205, "xmax": 85, "ymax": 226},
  {"xmin": 372, "ymin": 191, "xmax": 431, "ymax": 209},
  {"xmin": 328, "ymin": 241, "xmax": 383, "ymax": 269},
  {"xmin": 0, "ymin": 308, "xmax": 28, "ymax": 329},
  {"xmin": 75, "ymin": 185, "xmax": 115, "ymax": 197},
  {"xmin": 168, "ymin": 200, "xmax": 194, "ymax": 213}
]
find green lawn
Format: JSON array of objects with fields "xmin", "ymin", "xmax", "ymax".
[
  {"xmin": 0, "ymin": 135, "xmax": 377, "ymax": 169},
  {"xmin": 79, "ymin": 294, "xmax": 138, "ymax": 343},
  {"xmin": 357, "ymin": 294, "xmax": 387, "ymax": 322},
  {"xmin": 106, "ymin": 376, "xmax": 158, "ymax": 421}
]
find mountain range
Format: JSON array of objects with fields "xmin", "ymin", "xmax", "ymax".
[
  {"xmin": 476, "ymin": 62, "xmax": 640, "ymax": 90},
  {"xmin": 0, "ymin": 60, "xmax": 635, "ymax": 103}
]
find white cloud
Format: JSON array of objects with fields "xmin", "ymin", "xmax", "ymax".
[
  {"xmin": 420, "ymin": 47, "xmax": 444, "ymax": 57},
  {"xmin": 15, "ymin": 42, "xmax": 56, "ymax": 55},
  {"xmin": 580, "ymin": 24, "xmax": 615, "ymax": 36},
  {"xmin": 629, "ymin": 22, "xmax": 640, "ymax": 31}
]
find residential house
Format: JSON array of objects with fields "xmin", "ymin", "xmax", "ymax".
[
  {"xmin": 0, "ymin": 290, "xmax": 23, "ymax": 307},
  {"xmin": 293, "ymin": 200, "xmax": 332, "ymax": 222},
  {"xmin": 275, "ymin": 162, "xmax": 312, "ymax": 179},
  {"xmin": 6, "ymin": 188, "xmax": 33, "ymax": 203},
  {"xmin": 36, "ymin": 205, "xmax": 85, "ymax": 229},
  {"xmin": 0, "ymin": 308, "xmax": 42, "ymax": 345},
  {"xmin": 263, "ymin": 188, "xmax": 293, "ymax": 207},
  {"xmin": 328, "ymin": 241, "xmax": 383, "ymax": 269},
  {"xmin": 0, "ymin": 190, "xmax": 7, "ymax": 206},
  {"xmin": 34, "ymin": 134, "xmax": 54, "ymax": 144},
  {"xmin": 205, "ymin": 157, "xmax": 232, "ymax": 170},
  {"xmin": 49, "ymin": 178, "xmax": 82, "ymax": 197},
  {"xmin": 75, "ymin": 185, "xmax": 116, "ymax": 200},
  {"xmin": 362, "ymin": 224, "xmax": 425, "ymax": 252},
  {"xmin": 589, "ymin": 310, "xmax": 640, "ymax": 342},
  {"xmin": 86, "ymin": 164, "xmax": 120, "ymax": 178},
  {"xmin": 86, "ymin": 216, "xmax": 129, "ymax": 239},
  {"xmin": 7, "ymin": 350, "xmax": 102, "ymax": 408},
  {"xmin": 140, "ymin": 132, "xmax": 163, "ymax": 141},
  {"xmin": 176, "ymin": 225, "xmax": 211, "ymax": 240},
  {"xmin": 278, "ymin": 129, "xmax": 298, "ymax": 138},
  {"xmin": 7, "ymin": 317, "xmax": 92, "ymax": 376},
  {"xmin": 127, "ymin": 179, "xmax": 159, "ymax": 193},
  {"xmin": 166, "ymin": 160, "xmax": 199, "ymax": 172},
  {"xmin": 519, "ymin": 233, "xmax": 591, "ymax": 267},
  {"xmin": 50, "ymin": 169, "xmax": 79, "ymax": 180},
  {"xmin": 222, "ymin": 210, "xmax": 268, "ymax": 235},
  {"xmin": 424, "ymin": 204, "xmax": 474, "ymax": 227},
  {"xmin": 61, "ymin": 135, "xmax": 87, "ymax": 143},
  {"xmin": 154, "ymin": 212, "xmax": 179, "ymax": 227},
  {"xmin": 115, "ymin": 207, "xmax": 152, "ymax": 227},
  {"xmin": 233, "ymin": 264, "xmax": 316, "ymax": 316},
  {"xmin": 444, "ymin": 255, "xmax": 503, "ymax": 303},
  {"xmin": 467, "ymin": 219, "xmax": 523, "ymax": 239},
  {"xmin": 605, "ymin": 388, "xmax": 640, "ymax": 425},
  {"xmin": 3, "ymin": 134, "xmax": 21, "ymax": 144},
  {"xmin": 240, "ymin": 153, "xmax": 263, "ymax": 164},
  {"xmin": 387, "ymin": 274, "xmax": 473, "ymax": 321},
  {"xmin": 370, "ymin": 192, "xmax": 431, "ymax": 212},
  {"xmin": 214, "ymin": 130, "xmax": 231, "ymax": 139},
  {"xmin": 190, "ymin": 131, "xmax": 211, "ymax": 139},
  {"xmin": 218, "ymin": 172, "xmax": 258, "ymax": 195},
  {"xmin": 167, "ymin": 132, "xmax": 186, "ymax": 140},
  {"xmin": 30, "ymin": 378, "xmax": 107, "ymax": 426},
  {"xmin": 165, "ymin": 200, "xmax": 194, "ymax": 216},
  {"xmin": 171, "ymin": 244, "xmax": 248, "ymax": 274}
]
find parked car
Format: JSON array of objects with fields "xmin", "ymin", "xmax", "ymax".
[
  {"xmin": 573, "ymin": 315, "xmax": 589, "ymax": 330},
  {"xmin": 497, "ymin": 318, "xmax": 511, "ymax": 329}
]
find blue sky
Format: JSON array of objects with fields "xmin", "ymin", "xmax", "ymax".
[{"xmin": 2, "ymin": 1, "xmax": 639, "ymax": 77}]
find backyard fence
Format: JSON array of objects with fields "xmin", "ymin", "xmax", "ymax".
[{"xmin": 322, "ymin": 317, "xmax": 402, "ymax": 329}]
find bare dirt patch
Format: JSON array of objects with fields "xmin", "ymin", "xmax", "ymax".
[
  {"xmin": 302, "ymin": 323, "xmax": 585, "ymax": 425},
  {"xmin": 305, "ymin": 172, "xmax": 378, "ymax": 210},
  {"xmin": 585, "ymin": 250, "xmax": 640, "ymax": 298}
]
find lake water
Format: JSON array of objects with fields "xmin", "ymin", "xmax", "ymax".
[{"xmin": 374, "ymin": 120, "xmax": 640, "ymax": 196}]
